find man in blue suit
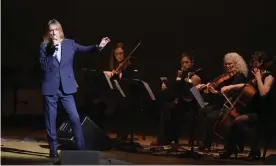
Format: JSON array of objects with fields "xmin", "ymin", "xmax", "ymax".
[{"xmin": 39, "ymin": 19, "xmax": 110, "ymax": 161}]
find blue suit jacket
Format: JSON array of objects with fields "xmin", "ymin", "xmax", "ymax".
[{"xmin": 39, "ymin": 39, "xmax": 100, "ymax": 95}]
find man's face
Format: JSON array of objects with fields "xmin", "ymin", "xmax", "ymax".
[
  {"xmin": 181, "ymin": 56, "xmax": 193, "ymax": 70},
  {"xmin": 49, "ymin": 24, "xmax": 60, "ymax": 43},
  {"xmin": 224, "ymin": 57, "xmax": 235, "ymax": 72}
]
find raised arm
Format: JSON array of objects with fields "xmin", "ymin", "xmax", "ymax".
[
  {"xmin": 191, "ymin": 74, "xmax": 201, "ymax": 86},
  {"xmin": 256, "ymin": 74, "xmax": 274, "ymax": 96},
  {"xmin": 73, "ymin": 37, "xmax": 110, "ymax": 53},
  {"xmin": 252, "ymin": 68, "xmax": 274, "ymax": 96},
  {"xmin": 39, "ymin": 43, "xmax": 54, "ymax": 71},
  {"xmin": 72, "ymin": 41, "xmax": 99, "ymax": 53}
]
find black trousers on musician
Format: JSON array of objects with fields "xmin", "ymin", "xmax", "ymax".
[
  {"xmin": 160, "ymin": 100, "xmax": 199, "ymax": 145},
  {"xmin": 225, "ymin": 113, "xmax": 259, "ymax": 152},
  {"xmin": 198, "ymin": 105, "xmax": 222, "ymax": 149},
  {"xmin": 162, "ymin": 102, "xmax": 184, "ymax": 144},
  {"xmin": 113, "ymin": 96, "xmax": 141, "ymax": 141}
]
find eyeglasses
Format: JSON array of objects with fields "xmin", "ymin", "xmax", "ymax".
[
  {"xmin": 114, "ymin": 52, "xmax": 124, "ymax": 56},
  {"xmin": 181, "ymin": 60, "xmax": 191, "ymax": 64}
]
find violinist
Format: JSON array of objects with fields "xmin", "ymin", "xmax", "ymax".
[
  {"xmin": 107, "ymin": 42, "xmax": 139, "ymax": 80},
  {"xmin": 107, "ymin": 42, "xmax": 140, "ymax": 142},
  {"xmin": 198, "ymin": 52, "xmax": 248, "ymax": 151},
  {"xmin": 219, "ymin": 51, "xmax": 275, "ymax": 159},
  {"xmin": 161, "ymin": 52, "xmax": 201, "ymax": 99},
  {"xmin": 153, "ymin": 52, "xmax": 202, "ymax": 146}
]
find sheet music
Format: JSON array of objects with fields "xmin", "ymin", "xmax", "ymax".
[
  {"xmin": 133, "ymin": 79, "xmax": 156, "ymax": 100},
  {"xmin": 113, "ymin": 80, "xmax": 126, "ymax": 97},
  {"xmin": 103, "ymin": 71, "xmax": 114, "ymax": 89},
  {"xmin": 190, "ymin": 86, "xmax": 206, "ymax": 108}
]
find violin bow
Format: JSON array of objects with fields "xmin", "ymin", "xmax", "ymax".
[
  {"xmin": 114, "ymin": 42, "xmax": 141, "ymax": 72},
  {"xmin": 125, "ymin": 42, "xmax": 141, "ymax": 60}
]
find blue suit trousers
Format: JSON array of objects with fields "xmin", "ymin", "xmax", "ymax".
[{"xmin": 43, "ymin": 89, "xmax": 85, "ymax": 154}]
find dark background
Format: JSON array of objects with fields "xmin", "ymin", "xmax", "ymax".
[{"xmin": 2, "ymin": 0, "xmax": 276, "ymax": 112}]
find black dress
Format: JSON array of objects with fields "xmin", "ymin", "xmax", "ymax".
[
  {"xmin": 251, "ymin": 71, "xmax": 276, "ymax": 133},
  {"xmin": 111, "ymin": 58, "xmax": 142, "ymax": 141}
]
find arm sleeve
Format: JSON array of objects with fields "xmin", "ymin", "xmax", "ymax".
[
  {"xmin": 39, "ymin": 43, "xmax": 54, "ymax": 71},
  {"xmin": 121, "ymin": 58, "xmax": 140, "ymax": 79},
  {"xmin": 72, "ymin": 40, "xmax": 101, "ymax": 53},
  {"xmin": 231, "ymin": 73, "xmax": 247, "ymax": 84}
]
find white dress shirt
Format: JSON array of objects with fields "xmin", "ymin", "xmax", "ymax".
[{"xmin": 53, "ymin": 43, "xmax": 61, "ymax": 63}]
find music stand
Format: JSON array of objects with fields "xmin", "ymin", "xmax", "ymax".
[
  {"xmin": 112, "ymin": 79, "xmax": 141, "ymax": 152},
  {"xmin": 134, "ymin": 79, "xmax": 156, "ymax": 101},
  {"xmin": 103, "ymin": 71, "xmax": 114, "ymax": 90},
  {"xmin": 113, "ymin": 79, "xmax": 127, "ymax": 98},
  {"xmin": 116, "ymin": 79, "xmax": 156, "ymax": 152},
  {"xmin": 179, "ymin": 84, "xmax": 206, "ymax": 158},
  {"xmin": 82, "ymin": 69, "xmax": 115, "ymax": 93}
]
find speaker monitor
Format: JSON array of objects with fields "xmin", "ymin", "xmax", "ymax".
[
  {"xmin": 264, "ymin": 154, "xmax": 276, "ymax": 165},
  {"xmin": 57, "ymin": 116, "xmax": 112, "ymax": 151},
  {"xmin": 60, "ymin": 150, "xmax": 100, "ymax": 165},
  {"xmin": 100, "ymin": 158, "xmax": 132, "ymax": 165},
  {"xmin": 60, "ymin": 150, "xmax": 132, "ymax": 165}
]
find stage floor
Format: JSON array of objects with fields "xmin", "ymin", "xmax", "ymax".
[{"xmin": 1, "ymin": 129, "xmax": 276, "ymax": 165}]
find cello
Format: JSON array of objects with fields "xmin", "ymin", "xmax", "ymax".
[
  {"xmin": 213, "ymin": 79, "xmax": 257, "ymax": 139},
  {"xmin": 212, "ymin": 56, "xmax": 276, "ymax": 139}
]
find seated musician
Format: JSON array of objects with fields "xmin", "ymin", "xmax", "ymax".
[
  {"xmin": 197, "ymin": 52, "xmax": 248, "ymax": 151},
  {"xmin": 107, "ymin": 42, "xmax": 140, "ymax": 142},
  {"xmin": 219, "ymin": 51, "xmax": 275, "ymax": 159},
  {"xmin": 152, "ymin": 52, "xmax": 202, "ymax": 146},
  {"xmin": 107, "ymin": 42, "xmax": 139, "ymax": 79}
]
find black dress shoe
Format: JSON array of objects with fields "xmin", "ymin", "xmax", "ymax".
[
  {"xmin": 198, "ymin": 142, "xmax": 211, "ymax": 151},
  {"xmin": 219, "ymin": 147, "xmax": 238, "ymax": 159},
  {"xmin": 50, "ymin": 153, "xmax": 60, "ymax": 164},
  {"xmin": 247, "ymin": 149, "xmax": 261, "ymax": 160}
]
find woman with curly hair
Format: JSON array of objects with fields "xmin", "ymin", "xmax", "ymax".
[
  {"xmin": 219, "ymin": 51, "xmax": 275, "ymax": 159},
  {"xmin": 198, "ymin": 52, "xmax": 249, "ymax": 151}
]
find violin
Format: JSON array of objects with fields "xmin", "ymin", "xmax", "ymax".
[
  {"xmin": 113, "ymin": 42, "xmax": 141, "ymax": 75},
  {"xmin": 113, "ymin": 56, "xmax": 132, "ymax": 75},
  {"xmin": 198, "ymin": 70, "xmax": 237, "ymax": 93},
  {"xmin": 183, "ymin": 68, "xmax": 202, "ymax": 83}
]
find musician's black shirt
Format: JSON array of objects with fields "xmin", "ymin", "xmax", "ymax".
[
  {"xmin": 203, "ymin": 72, "xmax": 247, "ymax": 107},
  {"xmin": 250, "ymin": 71, "xmax": 276, "ymax": 121},
  {"xmin": 158, "ymin": 67, "xmax": 201, "ymax": 102},
  {"xmin": 113, "ymin": 58, "xmax": 140, "ymax": 80}
]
